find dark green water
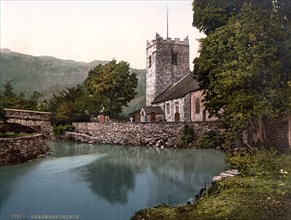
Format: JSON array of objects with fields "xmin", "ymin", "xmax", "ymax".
[{"xmin": 0, "ymin": 141, "xmax": 225, "ymax": 220}]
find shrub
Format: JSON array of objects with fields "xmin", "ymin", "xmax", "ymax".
[
  {"xmin": 72, "ymin": 113, "xmax": 90, "ymax": 122},
  {"xmin": 198, "ymin": 130, "xmax": 224, "ymax": 149},
  {"xmin": 179, "ymin": 124, "xmax": 195, "ymax": 147},
  {"xmin": 53, "ymin": 124, "xmax": 75, "ymax": 138}
]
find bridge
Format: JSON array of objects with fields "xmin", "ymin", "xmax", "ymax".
[{"xmin": 4, "ymin": 108, "xmax": 53, "ymax": 139}]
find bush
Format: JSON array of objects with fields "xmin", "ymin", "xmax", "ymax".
[
  {"xmin": 198, "ymin": 130, "xmax": 224, "ymax": 149},
  {"xmin": 226, "ymin": 149, "xmax": 291, "ymax": 179},
  {"xmin": 72, "ymin": 113, "xmax": 90, "ymax": 122},
  {"xmin": 179, "ymin": 124, "xmax": 195, "ymax": 147},
  {"xmin": 53, "ymin": 124, "xmax": 75, "ymax": 138}
]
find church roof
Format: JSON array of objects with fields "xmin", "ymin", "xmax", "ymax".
[
  {"xmin": 152, "ymin": 73, "xmax": 199, "ymax": 104},
  {"xmin": 141, "ymin": 106, "xmax": 164, "ymax": 114}
]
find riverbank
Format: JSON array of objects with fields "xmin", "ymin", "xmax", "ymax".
[{"xmin": 131, "ymin": 149, "xmax": 291, "ymax": 219}]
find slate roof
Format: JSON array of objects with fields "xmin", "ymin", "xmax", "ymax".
[
  {"xmin": 152, "ymin": 73, "xmax": 200, "ymax": 104},
  {"xmin": 141, "ymin": 106, "xmax": 164, "ymax": 114}
]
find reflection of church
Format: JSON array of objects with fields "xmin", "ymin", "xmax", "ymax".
[{"xmin": 137, "ymin": 33, "xmax": 215, "ymax": 123}]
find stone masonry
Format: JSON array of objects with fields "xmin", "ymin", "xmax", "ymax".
[
  {"xmin": 0, "ymin": 134, "xmax": 49, "ymax": 165},
  {"xmin": 146, "ymin": 33, "xmax": 190, "ymax": 106},
  {"xmin": 66, "ymin": 122, "xmax": 220, "ymax": 148},
  {"xmin": 5, "ymin": 108, "xmax": 53, "ymax": 139}
]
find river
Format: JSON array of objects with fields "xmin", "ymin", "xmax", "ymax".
[{"xmin": 0, "ymin": 140, "xmax": 226, "ymax": 220}]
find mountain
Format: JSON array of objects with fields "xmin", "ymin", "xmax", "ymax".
[
  {"xmin": 0, "ymin": 49, "xmax": 108, "ymax": 97},
  {"xmin": 0, "ymin": 49, "xmax": 146, "ymax": 114}
]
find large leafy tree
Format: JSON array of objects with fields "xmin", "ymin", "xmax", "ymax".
[
  {"xmin": 84, "ymin": 60, "xmax": 138, "ymax": 116},
  {"xmin": 193, "ymin": 1, "xmax": 291, "ymax": 146},
  {"xmin": 49, "ymin": 60, "xmax": 138, "ymax": 124},
  {"xmin": 193, "ymin": 0, "xmax": 276, "ymax": 35}
]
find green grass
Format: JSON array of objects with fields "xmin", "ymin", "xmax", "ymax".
[
  {"xmin": 0, "ymin": 132, "xmax": 34, "ymax": 138},
  {"xmin": 131, "ymin": 149, "xmax": 291, "ymax": 220}
]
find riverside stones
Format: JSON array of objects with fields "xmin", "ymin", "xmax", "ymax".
[{"xmin": 212, "ymin": 169, "xmax": 240, "ymax": 182}]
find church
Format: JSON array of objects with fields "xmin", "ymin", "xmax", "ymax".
[{"xmin": 137, "ymin": 33, "xmax": 216, "ymax": 123}]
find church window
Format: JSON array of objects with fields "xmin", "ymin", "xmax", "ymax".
[
  {"xmin": 171, "ymin": 52, "xmax": 177, "ymax": 65},
  {"xmin": 175, "ymin": 101, "xmax": 179, "ymax": 113},
  {"xmin": 149, "ymin": 55, "xmax": 152, "ymax": 68},
  {"xmin": 195, "ymin": 98, "xmax": 200, "ymax": 114},
  {"xmin": 166, "ymin": 103, "xmax": 170, "ymax": 115}
]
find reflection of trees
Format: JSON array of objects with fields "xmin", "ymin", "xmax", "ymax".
[
  {"xmin": 82, "ymin": 156, "xmax": 136, "ymax": 205},
  {"xmin": 78, "ymin": 145, "xmax": 226, "ymax": 205}
]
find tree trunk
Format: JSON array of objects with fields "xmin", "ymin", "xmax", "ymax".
[
  {"xmin": 245, "ymin": 116, "xmax": 267, "ymax": 147},
  {"xmin": 257, "ymin": 116, "xmax": 267, "ymax": 145},
  {"xmin": 288, "ymin": 114, "xmax": 291, "ymax": 149}
]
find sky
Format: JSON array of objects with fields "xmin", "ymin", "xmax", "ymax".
[{"xmin": 0, "ymin": 0, "xmax": 205, "ymax": 69}]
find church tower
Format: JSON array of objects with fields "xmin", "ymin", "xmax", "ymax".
[{"xmin": 146, "ymin": 33, "xmax": 190, "ymax": 106}]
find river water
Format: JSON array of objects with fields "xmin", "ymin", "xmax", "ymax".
[{"xmin": 0, "ymin": 141, "xmax": 225, "ymax": 220}]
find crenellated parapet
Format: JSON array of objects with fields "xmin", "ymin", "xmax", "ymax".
[{"xmin": 146, "ymin": 33, "xmax": 189, "ymax": 49}]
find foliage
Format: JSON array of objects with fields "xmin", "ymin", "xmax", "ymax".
[
  {"xmin": 193, "ymin": 2, "xmax": 291, "ymax": 145},
  {"xmin": 49, "ymin": 85, "xmax": 86, "ymax": 124},
  {"xmin": 192, "ymin": 0, "xmax": 274, "ymax": 35},
  {"xmin": 179, "ymin": 125, "xmax": 195, "ymax": 147},
  {"xmin": 84, "ymin": 60, "xmax": 138, "ymax": 116},
  {"xmin": 198, "ymin": 130, "xmax": 224, "ymax": 149},
  {"xmin": 0, "ymin": 50, "xmax": 146, "ymax": 114},
  {"xmin": 0, "ymin": 82, "xmax": 48, "ymax": 121},
  {"xmin": 49, "ymin": 60, "xmax": 138, "ymax": 124},
  {"xmin": 53, "ymin": 124, "xmax": 75, "ymax": 138}
]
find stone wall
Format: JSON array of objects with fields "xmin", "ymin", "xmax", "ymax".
[
  {"xmin": 4, "ymin": 108, "xmax": 53, "ymax": 139},
  {"xmin": 0, "ymin": 134, "xmax": 49, "ymax": 165},
  {"xmin": 66, "ymin": 122, "xmax": 219, "ymax": 148}
]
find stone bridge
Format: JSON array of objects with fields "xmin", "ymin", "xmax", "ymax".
[{"xmin": 4, "ymin": 108, "xmax": 53, "ymax": 139}]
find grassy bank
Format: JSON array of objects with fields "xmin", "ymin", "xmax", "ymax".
[{"xmin": 131, "ymin": 149, "xmax": 291, "ymax": 220}]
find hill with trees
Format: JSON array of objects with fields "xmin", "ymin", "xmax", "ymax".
[{"xmin": 0, "ymin": 49, "xmax": 146, "ymax": 114}]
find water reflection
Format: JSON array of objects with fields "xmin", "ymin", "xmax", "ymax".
[
  {"xmin": 83, "ymin": 157, "xmax": 135, "ymax": 205},
  {"xmin": 76, "ymin": 144, "xmax": 226, "ymax": 206},
  {"xmin": 0, "ymin": 159, "xmax": 43, "ymax": 208},
  {"xmin": 0, "ymin": 141, "xmax": 226, "ymax": 220}
]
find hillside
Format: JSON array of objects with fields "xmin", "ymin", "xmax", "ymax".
[{"xmin": 0, "ymin": 49, "xmax": 146, "ymax": 114}]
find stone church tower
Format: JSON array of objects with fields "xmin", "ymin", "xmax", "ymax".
[{"xmin": 146, "ymin": 33, "xmax": 190, "ymax": 106}]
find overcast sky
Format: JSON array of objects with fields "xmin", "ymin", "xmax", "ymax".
[{"xmin": 0, "ymin": 0, "xmax": 205, "ymax": 69}]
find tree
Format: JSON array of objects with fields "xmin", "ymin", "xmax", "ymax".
[
  {"xmin": 84, "ymin": 60, "xmax": 138, "ymax": 116},
  {"xmin": 192, "ymin": 0, "xmax": 273, "ymax": 35},
  {"xmin": 193, "ymin": 2, "xmax": 291, "ymax": 146},
  {"xmin": 49, "ymin": 85, "xmax": 85, "ymax": 124}
]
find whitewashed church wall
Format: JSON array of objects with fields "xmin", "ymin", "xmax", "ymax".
[{"xmin": 164, "ymin": 97, "xmax": 185, "ymax": 122}]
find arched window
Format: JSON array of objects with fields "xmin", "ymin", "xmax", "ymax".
[{"xmin": 195, "ymin": 98, "xmax": 200, "ymax": 114}]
